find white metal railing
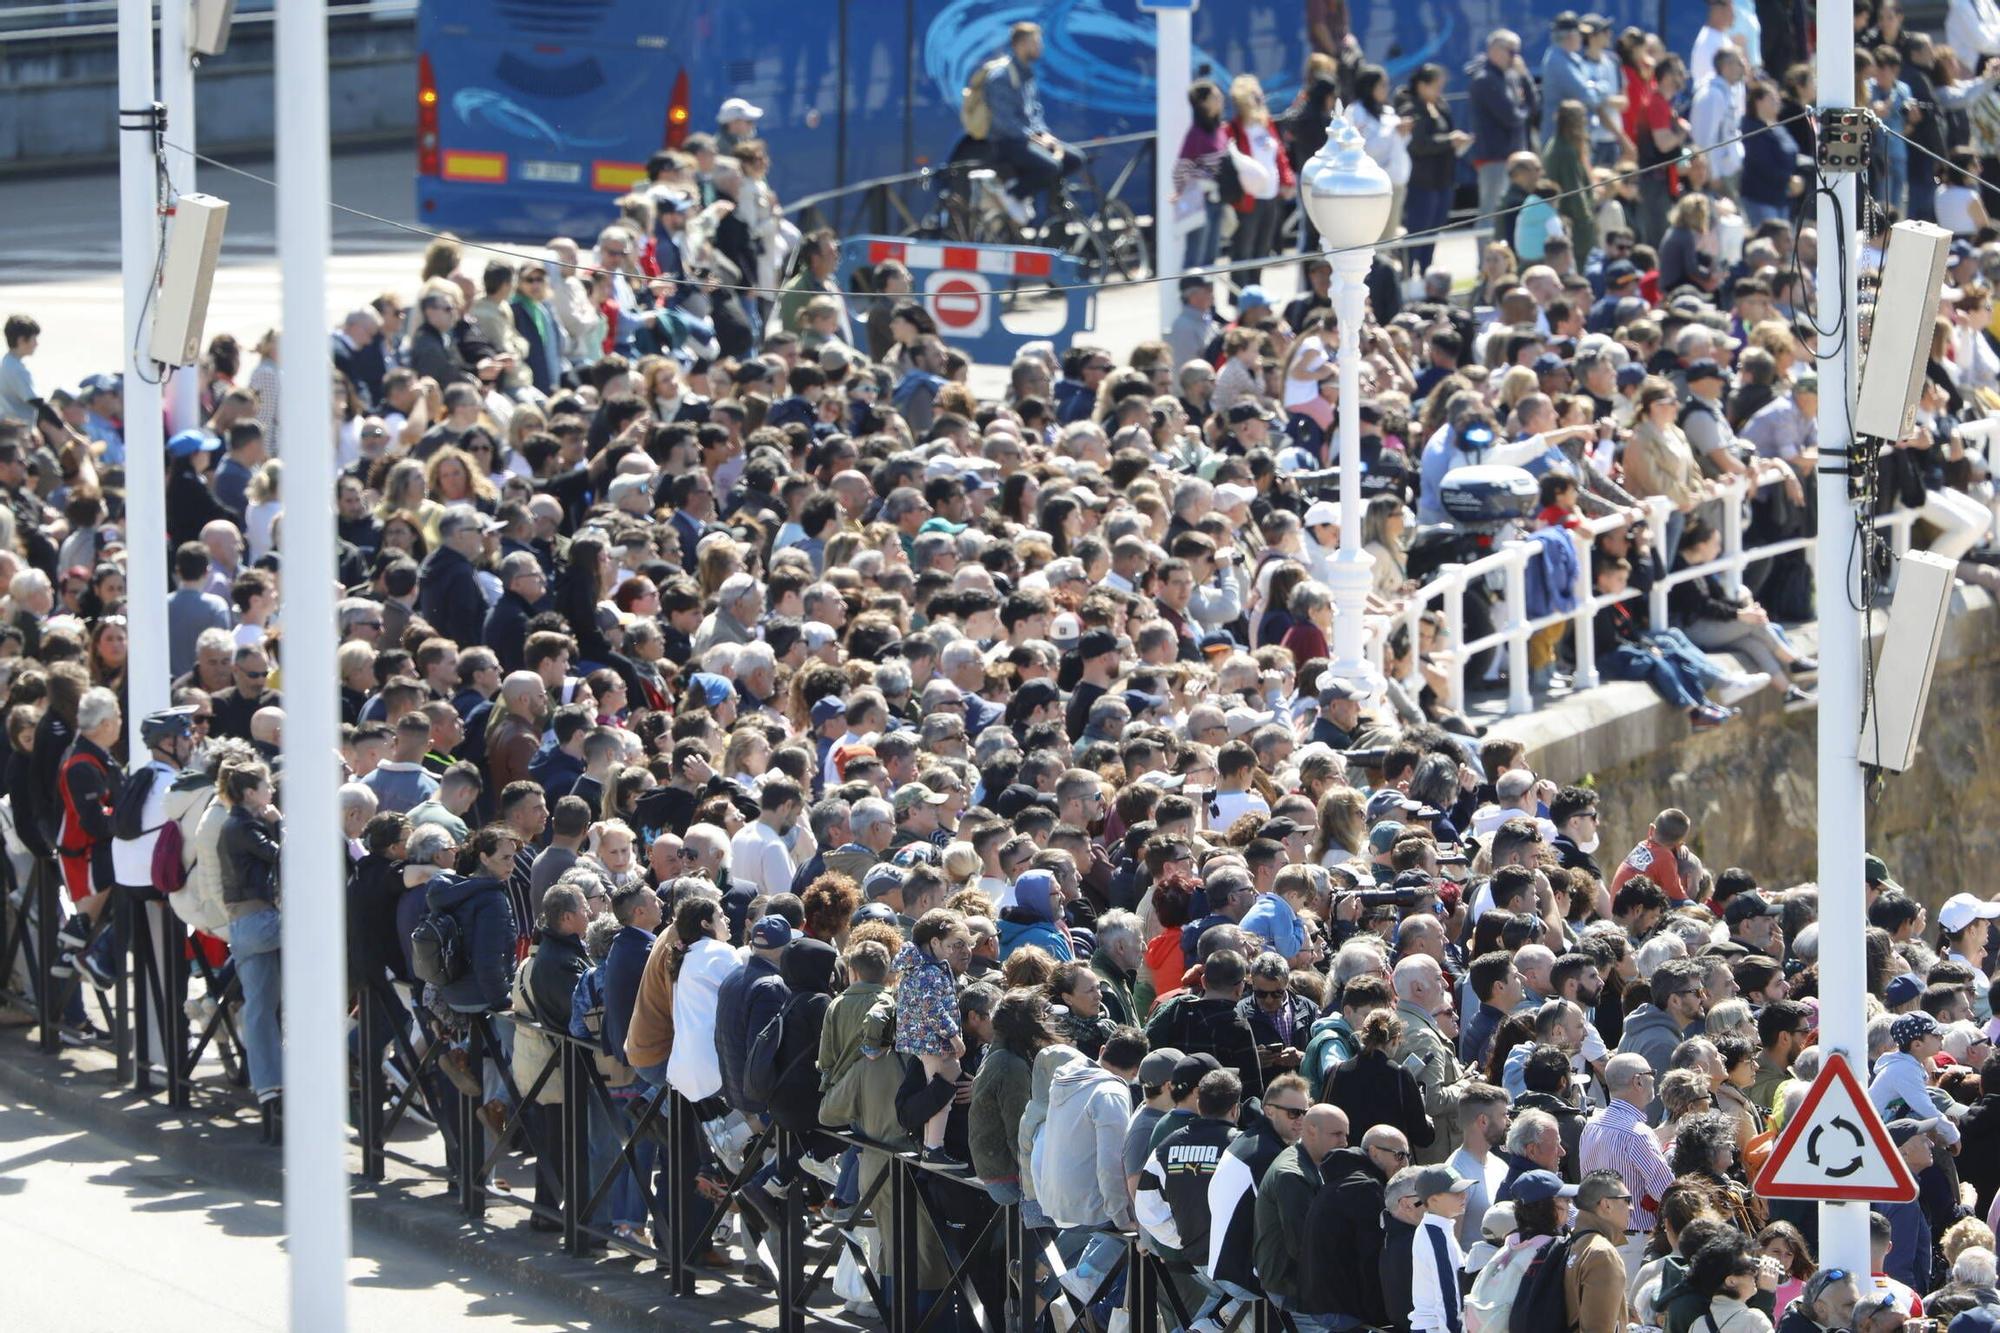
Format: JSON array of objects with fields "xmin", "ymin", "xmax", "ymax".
[{"xmin": 1367, "ymin": 472, "xmax": 1930, "ymax": 720}]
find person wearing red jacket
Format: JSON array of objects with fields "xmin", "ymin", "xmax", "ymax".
[{"xmin": 1226, "ymin": 74, "xmax": 1297, "ymax": 289}]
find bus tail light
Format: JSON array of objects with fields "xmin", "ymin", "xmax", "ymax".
[
  {"xmin": 418, "ymin": 53, "xmax": 440, "ymax": 177},
  {"xmin": 665, "ymin": 69, "xmax": 690, "ymax": 148}
]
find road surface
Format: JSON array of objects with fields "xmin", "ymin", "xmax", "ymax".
[
  {"xmin": 0, "ymin": 146, "xmax": 1480, "ymax": 402},
  {"xmin": 0, "ymin": 1094, "xmax": 632, "ymax": 1331}
]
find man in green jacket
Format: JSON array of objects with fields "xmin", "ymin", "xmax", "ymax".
[
  {"xmin": 1091, "ymin": 909, "xmax": 1143, "ymax": 1026},
  {"xmin": 1391, "ymin": 955, "xmax": 1470, "ymax": 1164},
  {"xmin": 1253, "ymin": 1103, "xmax": 1351, "ymax": 1327}
]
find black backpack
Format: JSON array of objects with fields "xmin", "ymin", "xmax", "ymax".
[
  {"xmin": 742, "ymin": 1000, "xmax": 789, "ymax": 1107},
  {"xmin": 112, "ymin": 764, "xmax": 161, "ymax": 841},
  {"xmin": 410, "ymin": 905, "xmax": 469, "ymax": 987},
  {"xmin": 1508, "ymin": 1232, "xmax": 1576, "ymax": 1333}
]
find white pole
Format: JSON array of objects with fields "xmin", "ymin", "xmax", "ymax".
[
  {"xmin": 1327, "ymin": 247, "xmax": 1381, "ymax": 691},
  {"xmin": 1152, "ymin": 3, "xmax": 1194, "ymax": 328},
  {"xmin": 277, "ymin": 1, "xmax": 352, "ymax": 1328},
  {"xmin": 158, "ymin": 0, "xmax": 202, "ymax": 435},
  {"xmin": 1813, "ymin": 0, "xmax": 1868, "ymax": 1283},
  {"xmin": 118, "ymin": 0, "xmax": 168, "ymax": 731}
]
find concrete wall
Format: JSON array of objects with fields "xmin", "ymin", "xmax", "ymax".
[
  {"xmin": 0, "ymin": 17, "xmax": 415, "ymax": 172},
  {"xmin": 1496, "ymin": 587, "xmax": 2000, "ymax": 907}
]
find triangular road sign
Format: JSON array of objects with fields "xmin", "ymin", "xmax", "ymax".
[{"xmin": 1753, "ymin": 1052, "xmax": 1919, "ymax": 1202}]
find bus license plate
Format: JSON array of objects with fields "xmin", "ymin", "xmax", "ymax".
[{"xmin": 520, "ymin": 160, "xmax": 582, "ymax": 184}]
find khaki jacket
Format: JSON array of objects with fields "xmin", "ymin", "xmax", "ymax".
[
  {"xmin": 1392, "ymin": 998, "xmax": 1466, "ymax": 1164},
  {"xmin": 1565, "ymin": 1209, "xmax": 1631, "ymax": 1333}
]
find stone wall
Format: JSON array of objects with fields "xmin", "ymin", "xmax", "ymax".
[{"xmin": 1497, "ymin": 587, "xmax": 2000, "ymax": 909}]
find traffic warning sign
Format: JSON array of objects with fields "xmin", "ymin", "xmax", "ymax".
[{"xmin": 1752, "ymin": 1052, "xmax": 1919, "ymax": 1202}]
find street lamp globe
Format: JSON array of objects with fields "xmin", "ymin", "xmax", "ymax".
[{"xmin": 1299, "ymin": 102, "xmax": 1392, "ymax": 252}]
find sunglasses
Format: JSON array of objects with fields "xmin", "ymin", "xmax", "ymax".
[{"xmin": 1268, "ymin": 1104, "xmax": 1308, "ymax": 1121}]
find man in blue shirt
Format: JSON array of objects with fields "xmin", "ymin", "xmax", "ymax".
[
  {"xmin": 80, "ymin": 374, "xmax": 125, "ymax": 464},
  {"xmin": 1540, "ymin": 11, "xmax": 1607, "ymax": 140},
  {"xmin": 981, "ymin": 21, "xmax": 1078, "ymax": 219}
]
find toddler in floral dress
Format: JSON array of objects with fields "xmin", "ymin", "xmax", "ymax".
[{"xmin": 893, "ymin": 909, "xmax": 970, "ymax": 1166}]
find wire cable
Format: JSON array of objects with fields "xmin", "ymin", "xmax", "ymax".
[{"xmin": 156, "ymin": 112, "xmax": 1816, "ymax": 305}]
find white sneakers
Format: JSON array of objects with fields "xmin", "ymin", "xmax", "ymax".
[{"xmin": 1715, "ymin": 671, "xmax": 1771, "ymax": 705}]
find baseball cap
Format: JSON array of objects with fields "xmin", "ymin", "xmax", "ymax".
[
  {"xmin": 1509, "ymin": 1169, "xmax": 1580, "ymax": 1203},
  {"xmin": 1139, "ymin": 1047, "xmax": 1186, "ymax": 1089},
  {"xmin": 1169, "ymin": 1052, "xmax": 1222, "ymax": 1098},
  {"xmin": 1413, "ymin": 1165, "xmax": 1474, "ymax": 1198},
  {"xmin": 810, "ymin": 695, "xmax": 847, "ymax": 726},
  {"xmin": 1891, "ymin": 1008, "xmax": 1939, "ymax": 1045},
  {"xmin": 1532, "ymin": 352, "xmax": 1566, "ymax": 375},
  {"xmin": 1214, "ymin": 482, "xmax": 1257, "ymax": 510},
  {"xmin": 1605, "ymin": 258, "xmax": 1640, "ymax": 285},
  {"xmin": 893, "ymin": 784, "xmax": 951, "ymax": 814},
  {"xmin": 1179, "ymin": 271, "xmax": 1214, "ymax": 293},
  {"xmin": 1303, "ymin": 499, "xmax": 1339, "ymax": 528},
  {"xmin": 167, "ymin": 428, "xmax": 222, "ymax": 458},
  {"xmin": 1257, "ymin": 816, "xmax": 1303, "ymax": 842},
  {"xmin": 1368, "ymin": 821, "xmax": 1406, "ymax": 854},
  {"xmin": 849, "ymin": 902, "xmax": 897, "ymax": 928},
  {"xmin": 1722, "ymin": 891, "xmax": 1783, "ymax": 925},
  {"xmin": 1124, "ymin": 689, "xmax": 1169, "ymax": 716},
  {"xmin": 1950, "ymin": 1310, "xmax": 2000, "ymax": 1333},
  {"xmin": 717, "ymin": 96, "xmax": 764, "ymax": 123},
  {"xmin": 802, "ymin": 622, "xmax": 837, "ymax": 651},
  {"xmin": 860, "ymin": 863, "xmax": 906, "ymax": 901},
  {"xmin": 1940, "ymin": 893, "xmax": 2000, "ymax": 934},
  {"xmin": 1367, "ymin": 788, "xmax": 1420, "ymax": 822},
  {"xmin": 1864, "ymin": 853, "xmax": 1902, "ymax": 890},
  {"xmin": 1616, "ymin": 363, "xmax": 1647, "ymax": 389},
  {"xmin": 1684, "ymin": 357, "xmax": 1727, "ymax": 385},
  {"xmin": 1225, "ymin": 402, "xmax": 1275, "ymax": 426},
  {"xmin": 1464, "ymin": 1201, "xmax": 1518, "ymax": 1273},
  {"xmin": 1049, "ymin": 612, "xmax": 1081, "ymax": 649},
  {"xmin": 1319, "ymin": 679, "xmax": 1369, "ymax": 706},
  {"xmin": 1886, "ymin": 1117, "xmax": 1937, "ymax": 1146},
  {"xmin": 1238, "ymin": 285, "xmax": 1272, "ymax": 313},
  {"xmin": 1077, "ymin": 627, "xmax": 1119, "ymax": 660},
  {"xmin": 749, "ymin": 915, "xmax": 793, "ymax": 949}
]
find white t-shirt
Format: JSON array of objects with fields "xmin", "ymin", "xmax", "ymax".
[
  {"xmin": 729, "ymin": 819, "xmax": 797, "ymax": 901},
  {"xmin": 1282, "ymin": 334, "xmax": 1332, "ymax": 411},
  {"xmin": 1939, "ymin": 183, "xmax": 1982, "ymax": 237},
  {"xmin": 1207, "ymin": 788, "xmax": 1270, "ymax": 828}
]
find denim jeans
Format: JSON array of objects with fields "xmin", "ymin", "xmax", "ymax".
[
  {"xmin": 1186, "ymin": 198, "xmax": 1226, "ymax": 269},
  {"xmin": 1402, "ymin": 185, "xmax": 1452, "ymax": 270},
  {"xmin": 1271, "ymin": 1292, "xmax": 1345, "ymax": 1332},
  {"xmin": 229, "ymin": 905, "xmax": 283, "ymax": 1098}
]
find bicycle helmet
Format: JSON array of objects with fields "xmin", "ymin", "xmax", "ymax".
[{"xmin": 139, "ymin": 706, "xmax": 200, "ymax": 749}]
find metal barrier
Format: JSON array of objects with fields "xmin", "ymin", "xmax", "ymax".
[
  {"xmin": 1, "ymin": 888, "xmax": 1331, "ymax": 1331},
  {"xmin": 1382, "ymin": 472, "xmax": 1928, "ymax": 719}
]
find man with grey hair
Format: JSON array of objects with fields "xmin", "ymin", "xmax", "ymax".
[
  {"xmin": 1092, "ymin": 908, "xmax": 1144, "ymax": 1025},
  {"xmin": 1498, "ymin": 1106, "xmax": 1565, "ymax": 1200},
  {"xmin": 682, "ymin": 823, "xmax": 731, "ymax": 881},
  {"xmin": 816, "ymin": 797, "xmax": 891, "ymax": 884},
  {"xmin": 1392, "ymin": 953, "xmax": 1468, "ymax": 1162},
  {"xmin": 693, "ymin": 571, "xmax": 763, "ymax": 656},
  {"xmin": 483, "ymin": 550, "xmax": 547, "ymax": 672},
  {"xmin": 417, "ymin": 503, "xmax": 489, "ymax": 647}
]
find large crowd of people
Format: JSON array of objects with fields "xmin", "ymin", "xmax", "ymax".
[{"xmin": 7, "ymin": 0, "xmax": 2000, "ymax": 1329}]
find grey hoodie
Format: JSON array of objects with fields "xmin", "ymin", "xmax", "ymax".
[
  {"xmin": 1017, "ymin": 1044, "xmax": 1085, "ymax": 1206},
  {"xmin": 1034, "ymin": 1058, "xmax": 1137, "ymax": 1230},
  {"xmin": 1615, "ymin": 1003, "xmax": 1684, "ymax": 1081}
]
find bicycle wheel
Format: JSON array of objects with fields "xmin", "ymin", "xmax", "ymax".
[
  {"xmin": 1095, "ymin": 198, "xmax": 1148, "ymax": 282},
  {"xmin": 1049, "ymin": 202, "xmax": 1112, "ymax": 282}
]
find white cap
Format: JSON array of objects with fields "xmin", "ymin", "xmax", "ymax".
[
  {"xmin": 1303, "ymin": 499, "xmax": 1339, "ymax": 528},
  {"xmin": 718, "ymin": 97, "xmax": 764, "ymax": 123},
  {"xmin": 802, "ymin": 621, "xmax": 837, "ymax": 650},
  {"xmin": 1215, "ymin": 483, "xmax": 1257, "ymax": 510},
  {"xmin": 1049, "ymin": 612, "xmax": 1082, "ymax": 646},
  {"xmin": 1939, "ymin": 893, "xmax": 2000, "ymax": 934}
]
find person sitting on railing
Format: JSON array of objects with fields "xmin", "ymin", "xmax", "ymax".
[
  {"xmin": 1590, "ymin": 554, "xmax": 1759, "ymax": 731},
  {"xmin": 1668, "ymin": 518, "xmax": 1817, "ymax": 708}
]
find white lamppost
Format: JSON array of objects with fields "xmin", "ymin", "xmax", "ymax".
[{"xmin": 1299, "ymin": 105, "xmax": 1392, "ymax": 694}]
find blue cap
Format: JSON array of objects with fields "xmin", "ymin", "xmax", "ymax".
[
  {"xmin": 1615, "ymin": 363, "xmax": 1647, "ymax": 389},
  {"xmin": 1238, "ymin": 285, "xmax": 1271, "ymax": 312},
  {"xmin": 1604, "ymin": 258, "xmax": 1639, "ymax": 284},
  {"xmin": 810, "ymin": 695, "xmax": 846, "ymax": 725},
  {"xmin": 749, "ymin": 914, "xmax": 793, "ymax": 948},
  {"xmin": 1123, "ymin": 689, "xmax": 1168, "ymax": 716},
  {"xmin": 689, "ymin": 672, "xmax": 733, "ymax": 709},
  {"xmin": 1532, "ymin": 352, "xmax": 1567, "ymax": 375},
  {"xmin": 167, "ymin": 428, "xmax": 222, "ymax": 458},
  {"xmin": 1510, "ymin": 1170, "xmax": 1579, "ymax": 1203}
]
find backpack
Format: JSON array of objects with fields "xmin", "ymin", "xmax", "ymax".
[
  {"xmin": 959, "ymin": 57, "xmax": 1012, "ymax": 141},
  {"xmin": 1507, "ymin": 1232, "xmax": 1576, "ymax": 1333},
  {"xmin": 742, "ymin": 999, "xmax": 789, "ymax": 1107},
  {"xmin": 1467, "ymin": 1234, "xmax": 1552, "ymax": 1333},
  {"xmin": 151, "ymin": 819, "xmax": 188, "ymax": 894},
  {"xmin": 509, "ymin": 949, "xmax": 564, "ymax": 1105},
  {"xmin": 113, "ymin": 764, "xmax": 161, "ymax": 841},
  {"xmin": 410, "ymin": 903, "xmax": 469, "ymax": 987}
]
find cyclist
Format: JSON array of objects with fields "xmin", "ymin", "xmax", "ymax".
[{"xmin": 981, "ymin": 21, "xmax": 1081, "ymax": 224}]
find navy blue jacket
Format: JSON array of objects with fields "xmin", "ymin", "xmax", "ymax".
[
  {"xmin": 1465, "ymin": 56, "xmax": 1535, "ymax": 162},
  {"xmin": 481, "ymin": 589, "xmax": 537, "ymax": 674},
  {"xmin": 600, "ymin": 925, "xmax": 654, "ymax": 1066},
  {"xmin": 426, "ymin": 872, "xmax": 517, "ymax": 1012},
  {"xmin": 416, "ymin": 545, "xmax": 485, "ymax": 651},
  {"xmin": 713, "ymin": 952, "xmax": 788, "ymax": 1116}
]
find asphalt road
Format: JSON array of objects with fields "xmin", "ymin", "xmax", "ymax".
[
  {"xmin": 0, "ymin": 1093, "xmax": 644, "ymax": 1331},
  {"xmin": 0, "ymin": 146, "xmax": 1480, "ymax": 401}
]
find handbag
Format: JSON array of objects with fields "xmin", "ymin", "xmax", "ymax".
[{"xmin": 1230, "ymin": 137, "xmax": 1277, "ymax": 200}]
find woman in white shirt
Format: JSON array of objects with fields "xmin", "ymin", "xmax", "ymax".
[
  {"xmin": 1936, "ymin": 153, "xmax": 1988, "ymax": 238},
  {"xmin": 1281, "ymin": 313, "xmax": 1338, "ymax": 439},
  {"xmin": 1350, "ymin": 66, "xmax": 1413, "ymax": 243},
  {"xmin": 665, "ymin": 894, "xmax": 738, "ymax": 1104}
]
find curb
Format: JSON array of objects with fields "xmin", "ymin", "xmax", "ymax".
[{"xmin": 0, "ymin": 1039, "xmax": 785, "ymax": 1330}]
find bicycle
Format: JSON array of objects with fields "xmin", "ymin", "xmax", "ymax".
[{"xmin": 928, "ymin": 147, "xmax": 1149, "ymax": 283}]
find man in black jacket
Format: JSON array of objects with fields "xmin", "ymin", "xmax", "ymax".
[
  {"xmin": 1144, "ymin": 949, "xmax": 1265, "ymax": 1099},
  {"xmin": 713, "ymin": 915, "xmax": 792, "ymax": 1124},
  {"xmin": 1956, "ymin": 1053, "xmax": 2000, "ymax": 1221},
  {"xmin": 521, "ymin": 880, "xmax": 593, "ymax": 1225},
  {"xmin": 418, "ymin": 506, "xmax": 491, "ymax": 651},
  {"xmin": 1134, "ymin": 1069, "xmax": 1243, "ymax": 1329},
  {"xmin": 1377, "ymin": 1165, "xmax": 1428, "ymax": 1333},
  {"xmin": 1303, "ymin": 1125, "xmax": 1412, "ymax": 1325},
  {"xmin": 482, "ymin": 552, "xmax": 545, "ymax": 674}
]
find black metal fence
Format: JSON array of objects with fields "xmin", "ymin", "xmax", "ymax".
[{"xmin": 2, "ymin": 863, "xmax": 1312, "ymax": 1333}]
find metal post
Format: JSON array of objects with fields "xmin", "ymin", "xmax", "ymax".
[
  {"xmin": 159, "ymin": 0, "xmax": 202, "ymax": 434},
  {"xmin": 1327, "ymin": 248, "xmax": 1381, "ymax": 692},
  {"xmin": 35, "ymin": 864, "xmax": 59, "ymax": 1055},
  {"xmin": 1503, "ymin": 543, "xmax": 1533, "ymax": 714},
  {"xmin": 776, "ymin": 1129, "xmax": 806, "ymax": 1333},
  {"xmin": 1149, "ymin": 1, "xmax": 1195, "ymax": 327},
  {"xmin": 669, "ymin": 1091, "xmax": 696, "ymax": 1297},
  {"xmin": 277, "ymin": 4, "xmax": 350, "ymax": 1318},
  {"xmin": 561, "ymin": 1039, "xmax": 586, "ymax": 1256},
  {"xmin": 1814, "ymin": 0, "xmax": 1869, "ymax": 1284},
  {"xmin": 118, "ymin": 0, "xmax": 169, "ymax": 742},
  {"xmin": 356, "ymin": 986, "xmax": 385, "ymax": 1182}
]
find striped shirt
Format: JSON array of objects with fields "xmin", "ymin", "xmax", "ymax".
[{"xmin": 1579, "ymin": 1097, "xmax": 1674, "ymax": 1230}]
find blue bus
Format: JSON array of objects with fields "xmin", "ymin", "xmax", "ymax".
[{"xmin": 415, "ymin": 0, "xmax": 1695, "ymax": 240}]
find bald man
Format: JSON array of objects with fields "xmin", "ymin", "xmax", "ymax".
[
  {"xmin": 1392, "ymin": 954, "xmax": 1469, "ymax": 1163},
  {"xmin": 1254, "ymin": 1103, "xmax": 1351, "ymax": 1327}
]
